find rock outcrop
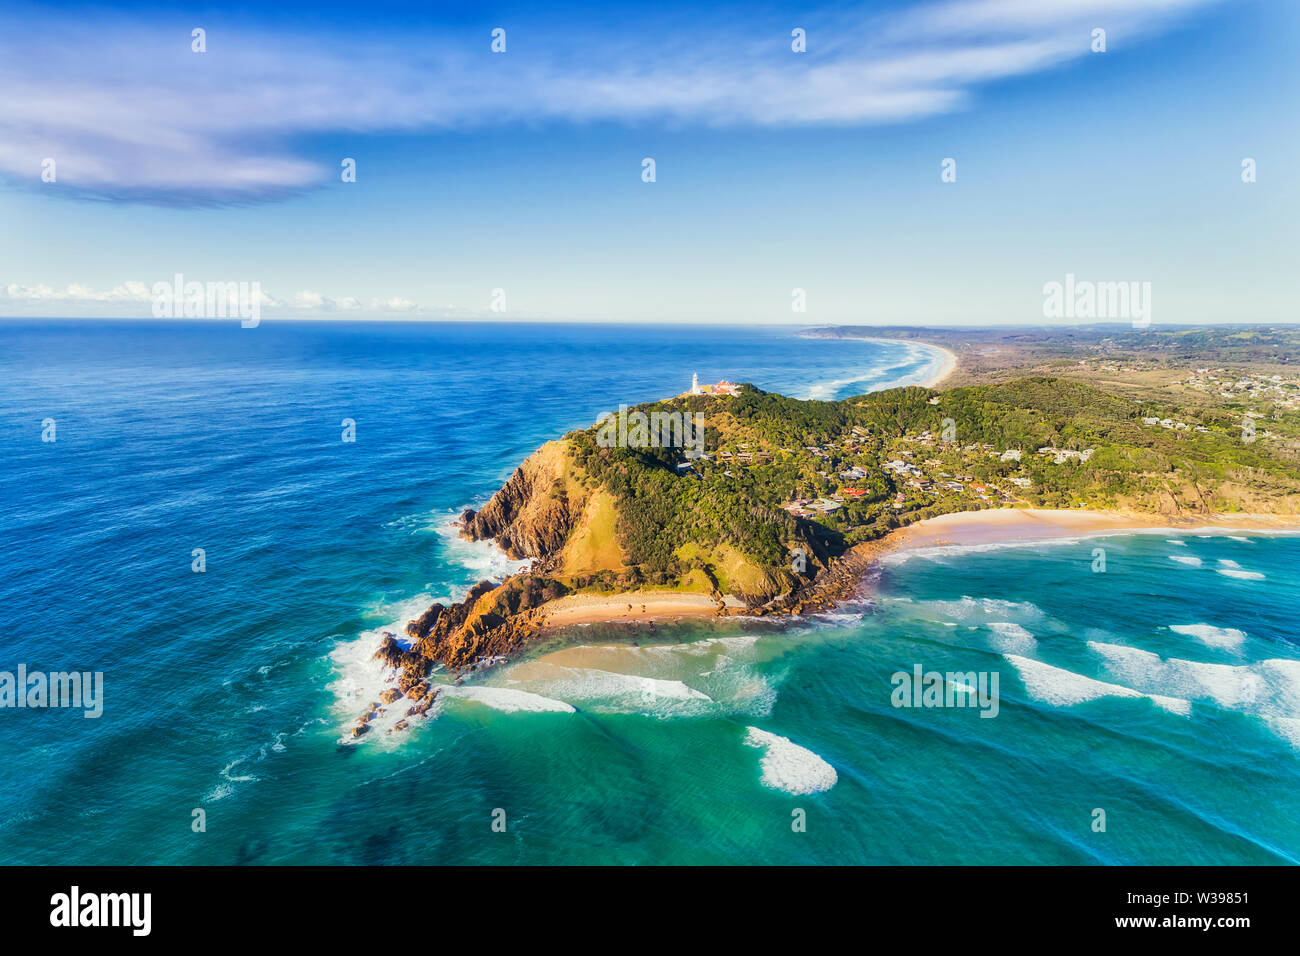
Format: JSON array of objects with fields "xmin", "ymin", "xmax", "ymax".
[
  {"xmin": 460, "ymin": 441, "xmax": 587, "ymax": 562},
  {"xmin": 378, "ymin": 575, "xmax": 570, "ymax": 691}
]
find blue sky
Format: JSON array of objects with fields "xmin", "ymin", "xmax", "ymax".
[{"xmin": 0, "ymin": 0, "xmax": 1295, "ymax": 324}]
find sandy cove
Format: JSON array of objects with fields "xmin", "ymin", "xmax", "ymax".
[{"xmin": 534, "ymin": 589, "xmax": 747, "ymax": 628}]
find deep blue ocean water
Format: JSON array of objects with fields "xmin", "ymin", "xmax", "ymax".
[{"xmin": 1, "ymin": 320, "xmax": 1298, "ymax": 865}]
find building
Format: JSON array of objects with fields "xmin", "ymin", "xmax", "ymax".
[{"xmin": 690, "ymin": 374, "xmax": 740, "ymax": 397}]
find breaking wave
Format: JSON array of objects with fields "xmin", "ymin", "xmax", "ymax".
[
  {"xmin": 1005, "ymin": 654, "xmax": 1190, "ymax": 716},
  {"xmin": 439, "ymin": 685, "xmax": 575, "ymax": 714},
  {"xmin": 744, "ymin": 726, "xmax": 838, "ymax": 794},
  {"xmin": 1169, "ymin": 624, "xmax": 1247, "ymax": 651}
]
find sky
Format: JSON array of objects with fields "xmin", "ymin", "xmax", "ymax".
[{"xmin": 0, "ymin": 0, "xmax": 1296, "ymax": 325}]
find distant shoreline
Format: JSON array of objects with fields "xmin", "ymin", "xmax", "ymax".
[
  {"xmin": 918, "ymin": 343, "xmax": 958, "ymax": 388},
  {"xmin": 797, "ymin": 330, "xmax": 958, "ymax": 390}
]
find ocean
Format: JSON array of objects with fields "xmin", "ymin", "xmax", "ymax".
[{"xmin": 1, "ymin": 319, "xmax": 1297, "ymax": 865}]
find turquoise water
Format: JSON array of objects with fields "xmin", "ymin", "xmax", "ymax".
[{"xmin": 1, "ymin": 320, "xmax": 1297, "ymax": 864}]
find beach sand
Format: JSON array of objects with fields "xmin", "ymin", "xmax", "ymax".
[
  {"xmin": 537, "ymin": 589, "xmax": 747, "ymax": 628},
  {"xmin": 885, "ymin": 507, "xmax": 1300, "ymax": 552},
  {"xmin": 918, "ymin": 344, "xmax": 958, "ymax": 388}
]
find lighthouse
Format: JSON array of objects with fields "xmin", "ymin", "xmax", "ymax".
[{"xmin": 691, "ymin": 372, "xmax": 701, "ymax": 395}]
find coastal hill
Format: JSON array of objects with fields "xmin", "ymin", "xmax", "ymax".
[{"xmin": 378, "ymin": 357, "xmax": 1300, "ymax": 702}]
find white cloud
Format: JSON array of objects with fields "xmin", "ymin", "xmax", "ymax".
[
  {"xmin": 4, "ymin": 281, "xmax": 153, "ymax": 302},
  {"xmin": 0, "ymin": 281, "xmax": 433, "ymax": 317},
  {"xmin": 0, "ymin": 0, "xmax": 1220, "ymax": 201}
]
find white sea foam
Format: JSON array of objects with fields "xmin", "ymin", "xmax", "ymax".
[
  {"xmin": 202, "ymin": 757, "xmax": 257, "ymax": 803},
  {"xmin": 1150, "ymin": 694, "xmax": 1193, "ymax": 716},
  {"xmin": 507, "ymin": 665, "xmax": 715, "ymax": 718},
  {"xmin": 1088, "ymin": 642, "xmax": 1243, "ymax": 708},
  {"xmin": 1169, "ymin": 555, "xmax": 1203, "ymax": 566},
  {"xmin": 639, "ymin": 635, "xmax": 761, "ymax": 658},
  {"xmin": 696, "ymin": 661, "xmax": 780, "ymax": 718},
  {"xmin": 886, "ymin": 528, "xmax": 1293, "ymax": 568},
  {"xmin": 1217, "ymin": 567, "xmax": 1266, "ymax": 580},
  {"xmin": 1213, "ymin": 558, "xmax": 1265, "ymax": 580},
  {"xmin": 811, "ymin": 610, "xmax": 868, "ymax": 626},
  {"xmin": 1168, "ymin": 538, "xmax": 1187, "ymax": 546},
  {"xmin": 326, "ymin": 591, "xmax": 458, "ymax": 739},
  {"xmin": 1087, "ymin": 643, "xmax": 1300, "ymax": 738},
  {"xmin": 881, "ymin": 537, "xmax": 1084, "ymax": 566},
  {"xmin": 1005, "ymin": 654, "xmax": 1190, "ymax": 715},
  {"xmin": 1169, "ymin": 624, "xmax": 1247, "ymax": 651},
  {"xmin": 744, "ymin": 727, "xmax": 838, "ymax": 794},
  {"xmin": 439, "ymin": 685, "xmax": 575, "ymax": 714},
  {"xmin": 1267, "ymin": 717, "xmax": 1300, "ymax": 750},
  {"xmin": 893, "ymin": 595, "xmax": 1045, "ymax": 625},
  {"xmin": 220, "ymin": 757, "xmax": 257, "ymax": 783},
  {"xmin": 510, "ymin": 635, "xmax": 783, "ymax": 717},
  {"xmin": 988, "ymin": 621, "xmax": 1036, "ymax": 654},
  {"xmin": 799, "ymin": 340, "xmax": 946, "ymax": 401},
  {"xmin": 434, "ymin": 516, "xmax": 531, "ymax": 579}
]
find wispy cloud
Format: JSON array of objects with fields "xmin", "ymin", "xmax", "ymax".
[
  {"xmin": 0, "ymin": 0, "xmax": 1218, "ymax": 203},
  {"xmin": 1, "ymin": 281, "xmax": 434, "ymax": 317}
]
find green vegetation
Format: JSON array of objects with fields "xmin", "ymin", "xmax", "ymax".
[{"xmin": 551, "ymin": 374, "xmax": 1300, "ymax": 601}]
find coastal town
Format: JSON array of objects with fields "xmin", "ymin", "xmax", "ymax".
[
  {"xmin": 660, "ymin": 375, "xmax": 1147, "ymax": 527},
  {"xmin": 673, "ymin": 417, "xmax": 1092, "ymax": 524}
]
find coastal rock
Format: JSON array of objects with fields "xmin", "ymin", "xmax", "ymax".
[
  {"xmin": 405, "ymin": 689, "xmax": 439, "ymax": 718},
  {"xmin": 460, "ymin": 441, "xmax": 586, "ymax": 559},
  {"xmin": 394, "ymin": 576, "xmax": 571, "ymax": 672},
  {"xmin": 373, "ymin": 634, "xmax": 416, "ymax": 669},
  {"xmin": 379, "ymin": 688, "xmax": 402, "ymax": 705},
  {"xmin": 405, "ymin": 603, "xmax": 445, "ymax": 640}
]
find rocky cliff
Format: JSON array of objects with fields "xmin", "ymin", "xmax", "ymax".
[
  {"xmin": 460, "ymin": 441, "xmax": 587, "ymax": 564},
  {"xmin": 374, "ymin": 574, "xmax": 569, "ymax": 708}
]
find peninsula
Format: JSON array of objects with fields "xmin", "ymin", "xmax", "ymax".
[{"xmin": 371, "ymin": 326, "xmax": 1300, "ymax": 726}]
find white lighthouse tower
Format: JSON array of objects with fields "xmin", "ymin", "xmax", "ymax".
[{"xmin": 691, "ymin": 372, "xmax": 702, "ymax": 395}]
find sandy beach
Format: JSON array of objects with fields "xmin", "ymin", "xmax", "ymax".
[
  {"xmin": 884, "ymin": 507, "xmax": 1300, "ymax": 553},
  {"xmin": 918, "ymin": 343, "xmax": 958, "ymax": 388},
  {"xmin": 536, "ymin": 589, "xmax": 747, "ymax": 628},
  {"xmin": 803, "ymin": 333, "xmax": 957, "ymax": 389}
]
